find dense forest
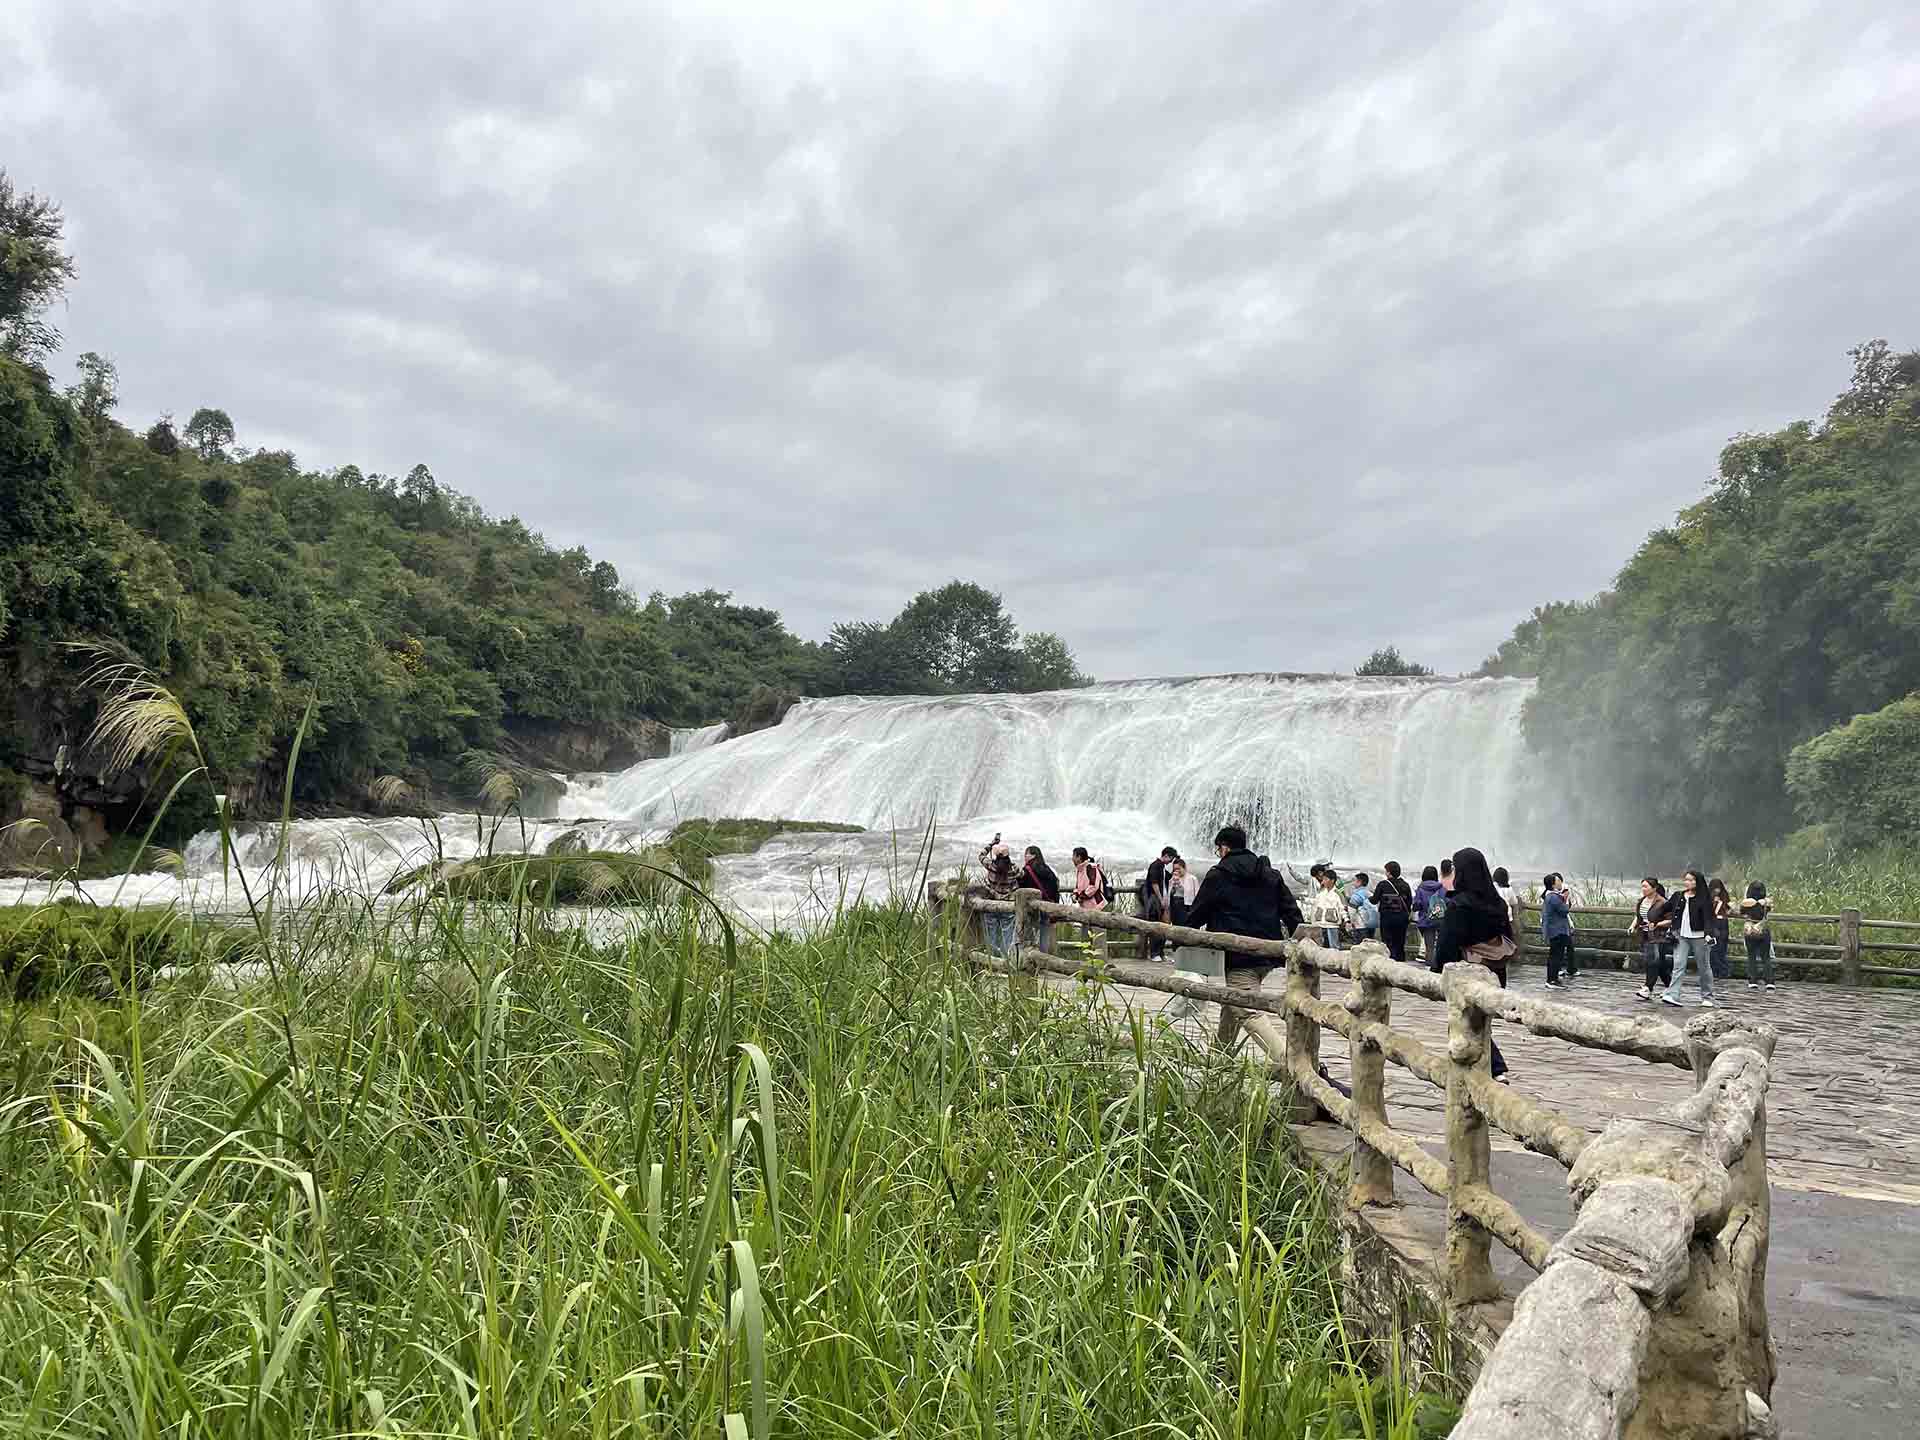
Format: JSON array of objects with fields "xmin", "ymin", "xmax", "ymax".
[
  {"xmin": 1481, "ymin": 340, "xmax": 1920, "ymax": 866},
  {"xmin": 0, "ymin": 173, "xmax": 1087, "ymax": 842}
]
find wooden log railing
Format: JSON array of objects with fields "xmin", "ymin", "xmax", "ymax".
[{"xmin": 933, "ymin": 882, "xmax": 1779, "ymax": 1440}]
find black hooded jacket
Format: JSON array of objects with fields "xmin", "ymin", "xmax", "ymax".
[{"xmin": 1184, "ymin": 849, "xmax": 1304, "ymax": 963}]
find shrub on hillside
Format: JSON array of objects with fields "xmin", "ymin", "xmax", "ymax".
[{"xmin": 1785, "ymin": 694, "xmax": 1920, "ymax": 846}]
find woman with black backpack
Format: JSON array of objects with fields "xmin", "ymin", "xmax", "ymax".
[
  {"xmin": 1071, "ymin": 846, "xmax": 1108, "ymax": 956},
  {"xmin": 1372, "ymin": 861, "xmax": 1414, "ymax": 961},
  {"xmin": 1412, "ymin": 864, "xmax": 1447, "ymax": 964}
]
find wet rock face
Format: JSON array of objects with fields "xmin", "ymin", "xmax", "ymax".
[
  {"xmin": 501, "ymin": 716, "xmax": 671, "ymax": 773},
  {"xmin": 0, "ymin": 779, "xmax": 81, "ymax": 869},
  {"xmin": 728, "ymin": 685, "xmax": 801, "ymax": 738}
]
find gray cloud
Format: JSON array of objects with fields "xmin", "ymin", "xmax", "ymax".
[{"xmin": 6, "ymin": 0, "xmax": 1917, "ymax": 679}]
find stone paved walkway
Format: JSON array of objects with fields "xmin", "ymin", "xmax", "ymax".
[{"xmin": 1049, "ymin": 957, "xmax": 1920, "ymax": 1439}]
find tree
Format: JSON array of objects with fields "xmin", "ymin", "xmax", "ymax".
[
  {"xmin": 0, "ymin": 171, "xmax": 77, "ymax": 364},
  {"xmin": 1477, "ymin": 602, "xmax": 1584, "ymax": 678},
  {"xmin": 66, "ymin": 352, "xmax": 118, "ymax": 424},
  {"xmin": 469, "ymin": 545, "xmax": 501, "ymax": 605},
  {"xmin": 587, "ymin": 560, "xmax": 625, "ymax": 614},
  {"xmin": 1355, "ymin": 645, "xmax": 1434, "ymax": 677},
  {"xmin": 1015, "ymin": 630, "xmax": 1092, "ymax": 690},
  {"xmin": 144, "ymin": 416, "xmax": 179, "ymax": 455},
  {"xmin": 891, "ymin": 580, "xmax": 1020, "ymax": 691},
  {"xmin": 184, "ymin": 407, "xmax": 235, "ymax": 461},
  {"xmin": 1826, "ymin": 340, "xmax": 1920, "ymax": 425},
  {"xmin": 825, "ymin": 620, "xmax": 933, "ymax": 694}
]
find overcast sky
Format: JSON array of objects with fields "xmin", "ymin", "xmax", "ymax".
[{"xmin": 7, "ymin": 2, "xmax": 1917, "ymax": 680}]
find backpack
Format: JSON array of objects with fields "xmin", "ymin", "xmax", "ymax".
[
  {"xmin": 1085, "ymin": 863, "xmax": 1106, "ymax": 906},
  {"xmin": 1352, "ymin": 891, "xmax": 1379, "ymax": 930},
  {"xmin": 1377, "ymin": 883, "xmax": 1409, "ymax": 918},
  {"xmin": 1421, "ymin": 889, "xmax": 1447, "ymax": 927}
]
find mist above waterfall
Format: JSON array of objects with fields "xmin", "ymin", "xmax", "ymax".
[{"xmin": 583, "ymin": 674, "xmax": 1541, "ymax": 867}]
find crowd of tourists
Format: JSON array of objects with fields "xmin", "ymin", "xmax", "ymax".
[
  {"xmin": 1625, "ymin": 872, "xmax": 1778, "ymax": 1004},
  {"xmin": 972, "ymin": 831, "xmax": 1781, "ymax": 1070}
]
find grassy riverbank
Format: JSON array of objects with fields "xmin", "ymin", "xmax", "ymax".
[{"xmin": 0, "ymin": 893, "xmax": 1454, "ymax": 1439}]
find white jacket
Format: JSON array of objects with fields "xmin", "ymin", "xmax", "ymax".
[{"xmin": 1307, "ymin": 887, "xmax": 1354, "ymax": 929}]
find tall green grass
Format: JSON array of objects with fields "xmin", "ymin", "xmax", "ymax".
[
  {"xmin": 1719, "ymin": 827, "xmax": 1920, "ymax": 919},
  {"xmin": 0, "ymin": 891, "xmax": 1456, "ymax": 1438}
]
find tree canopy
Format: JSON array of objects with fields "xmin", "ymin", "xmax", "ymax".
[
  {"xmin": 0, "ymin": 171, "xmax": 77, "ymax": 364},
  {"xmin": 823, "ymin": 580, "xmax": 1092, "ymax": 695},
  {"xmin": 1355, "ymin": 646, "xmax": 1434, "ymax": 678},
  {"xmin": 1481, "ymin": 340, "xmax": 1920, "ymax": 865}
]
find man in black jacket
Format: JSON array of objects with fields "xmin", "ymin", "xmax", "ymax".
[{"xmin": 1184, "ymin": 824, "xmax": 1304, "ymax": 1049}]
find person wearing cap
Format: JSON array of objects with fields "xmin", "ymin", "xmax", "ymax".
[{"xmin": 977, "ymin": 839, "xmax": 1019, "ymax": 957}]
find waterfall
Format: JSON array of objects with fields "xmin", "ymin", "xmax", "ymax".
[
  {"xmin": 669, "ymin": 722, "xmax": 730, "ymax": 756},
  {"xmin": 0, "ymin": 673, "xmax": 1547, "ymax": 918},
  {"xmin": 592, "ymin": 674, "xmax": 1540, "ymax": 865}
]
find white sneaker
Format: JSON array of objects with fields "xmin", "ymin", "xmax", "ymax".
[
  {"xmin": 1748, "ymin": 982, "xmax": 1760, "ymax": 989},
  {"xmin": 1699, "ymin": 999, "xmax": 1717, "ymax": 1008},
  {"xmin": 1660, "ymin": 994, "xmax": 1682, "ymax": 1006},
  {"xmin": 1634, "ymin": 986, "xmax": 1650, "ymax": 1000},
  {"xmin": 1766, "ymin": 983, "xmax": 1776, "ymax": 991}
]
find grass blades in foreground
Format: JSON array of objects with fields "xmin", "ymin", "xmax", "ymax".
[{"xmin": 0, "ymin": 896, "xmax": 1456, "ymax": 1438}]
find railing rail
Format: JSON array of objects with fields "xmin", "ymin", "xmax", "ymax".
[
  {"xmin": 933, "ymin": 880, "xmax": 1779, "ymax": 1440},
  {"xmin": 1085, "ymin": 873, "xmax": 1920, "ymax": 982}
]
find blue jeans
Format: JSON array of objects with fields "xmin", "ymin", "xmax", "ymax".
[
  {"xmin": 984, "ymin": 911, "xmax": 1017, "ymax": 957},
  {"xmin": 1321, "ymin": 926, "xmax": 1344, "ymax": 950},
  {"xmin": 1665, "ymin": 934, "xmax": 1715, "ymax": 1001}
]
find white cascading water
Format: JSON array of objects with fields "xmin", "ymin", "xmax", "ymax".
[
  {"xmin": 668, "ymin": 722, "xmax": 729, "ymax": 756},
  {"xmin": 587, "ymin": 675, "xmax": 1538, "ymax": 865},
  {"xmin": 0, "ymin": 677, "xmax": 1546, "ymax": 923}
]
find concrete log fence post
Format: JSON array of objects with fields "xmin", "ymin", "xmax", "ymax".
[
  {"xmin": 1444, "ymin": 960, "xmax": 1502, "ymax": 1306},
  {"xmin": 926, "ymin": 881, "xmax": 945, "ymax": 966},
  {"xmin": 959, "ymin": 889, "xmax": 984, "ymax": 961},
  {"xmin": 1345, "ymin": 941, "xmax": 1395, "ymax": 1208},
  {"xmin": 1282, "ymin": 928, "xmax": 1325, "ymax": 1123},
  {"xmin": 1839, "ymin": 907, "xmax": 1862, "ymax": 985},
  {"xmin": 1010, "ymin": 887, "xmax": 1040, "ymax": 997},
  {"xmin": 1458, "ymin": 1014, "xmax": 1780, "ymax": 1440},
  {"xmin": 1685, "ymin": 1014, "xmax": 1780, "ymax": 1416}
]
